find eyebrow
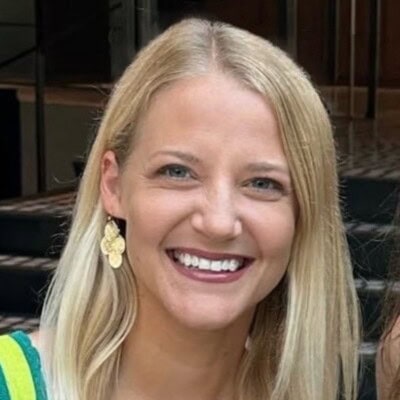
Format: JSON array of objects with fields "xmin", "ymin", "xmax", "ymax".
[
  {"xmin": 149, "ymin": 150, "xmax": 201, "ymax": 164},
  {"xmin": 246, "ymin": 162, "xmax": 290, "ymax": 176}
]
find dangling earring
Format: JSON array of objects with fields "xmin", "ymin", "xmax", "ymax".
[{"xmin": 100, "ymin": 216, "xmax": 126, "ymax": 269}]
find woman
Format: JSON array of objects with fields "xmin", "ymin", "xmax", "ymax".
[
  {"xmin": 376, "ymin": 226, "xmax": 400, "ymax": 399},
  {"xmin": 0, "ymin": 18, "xmax": 359, "ymax": 400},
  {"xmin": 376, "ymin": 320, "xmax": 400, "ymax": 399}
]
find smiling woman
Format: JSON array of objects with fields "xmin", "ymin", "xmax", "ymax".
[
  {"xmin": 0, "ymin": 18, "xmax": 359, "ymax": 400},
  {"xmin": 101, "ymin": 72, "xmax": 296, "ymax": 337}
]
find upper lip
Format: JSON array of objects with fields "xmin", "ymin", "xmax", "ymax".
[{"xmin": 167, "ymin": 247, "xmax": 254, "ymax": 261}]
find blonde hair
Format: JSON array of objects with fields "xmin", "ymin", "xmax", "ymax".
[{"xmin": 40, "ymin": 18, "xmax": 360, "ymax": 400}]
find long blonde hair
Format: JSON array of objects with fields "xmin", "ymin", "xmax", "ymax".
[{"xmin": 40, "ymin": 18, "xmax": 360, "ymax": 400}]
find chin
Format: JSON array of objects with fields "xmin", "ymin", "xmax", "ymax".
[
  {"xmin": 177, "ymin": 315, "xmax": 233, "ymax": 331},
  {"xmin": 168, "ymin": 301, "xmax": 253, "ymax": 332}
]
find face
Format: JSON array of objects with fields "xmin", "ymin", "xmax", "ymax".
[{"xmin": 101, "ymin": 72, "xmax": 296, "ymax": 331}]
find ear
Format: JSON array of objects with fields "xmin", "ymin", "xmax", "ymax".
[{"xmin": 100, "ymin": 150, "xmax": 125, "ymax": 219}]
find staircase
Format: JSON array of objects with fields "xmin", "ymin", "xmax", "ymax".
[
  {"xmin": 0, "ymin": 119, "xmax": 399, "ymax": 399},
  {"xmin": 338, "ymin": 118, "xmax": 400, "ymax": 399},
  {"xmin": 0, "ymin": 191, "xmax": 72, "ymax": 317}
]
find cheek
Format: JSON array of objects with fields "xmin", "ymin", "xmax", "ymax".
[
  {"xmin": 122, "ymin": 190, "xmax": 191, "ymax": 250},
  {"xmin": 272, "ymin": 216, "xmax": 295, "ymax": 257},
  {"xmin": 252, "ymin": 203, "xmax": 296, "ymax": 259},
  {"xmin": 253, "ymin": 208, "xmax": 295, "ymax": 300}
]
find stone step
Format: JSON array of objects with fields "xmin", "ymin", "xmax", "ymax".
[
  {"xmin": 359, "ymin": 342, "xmax": 377, "ymax": 400},
  {"xmin": 341, "ymin": 176, "xmax": 399, "ymax": 224},
  {"xmin": 355, "ymin": 278, "xmax": 400, "ymax": 342},
  {"xmin": 0, "ymin": 313, "xmax": 39, "ymax": 335},
  {"xmin": 347, "ymin": 221, "xmax": 397, "ymax": 280},
  {"xmin": 357, "ymin": 279, "xmax": 384, "ymax": 342},
  {"xmin": 0, "ymin": 254, "xmax": 56, "ymax": 314},
  {"xmin": 0, "ymin": 191, "xmax": 73, "ymax": 257}
]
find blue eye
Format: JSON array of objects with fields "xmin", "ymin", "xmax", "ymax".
[
  {"xmin": 249, "ymin": 178, "xmax": 280, "ymax": 191},
  {"xmin": 158, "ymin": 164, "xmax": 192, "ymax": 180},
  {"xmin": 251, "ymin": 178, "xmax": 273, "ymax": 190},
  {"xmin": 245, "ymin": 178, "xmax": 285, "ymax": 200}
]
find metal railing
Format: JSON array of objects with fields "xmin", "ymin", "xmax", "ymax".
[{"xmin": 282, "ymin": 0, "xmax": 381, "ymax": 119}]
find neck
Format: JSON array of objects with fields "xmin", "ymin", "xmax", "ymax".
[{"xmin": 115, "ymin": 297, "xmax": 253, "ymax": 400}]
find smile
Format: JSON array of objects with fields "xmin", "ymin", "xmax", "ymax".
[
  {"xmin": 173, "ymin": 250, "xmax": 244, "ymax": 272},
  {"xmin": 166, "ymin": 248, "xmax": 252, "ymax": 283},
  {"xmin": 166, "ymin": 248, "xmax": 254, "ymax": 276}
]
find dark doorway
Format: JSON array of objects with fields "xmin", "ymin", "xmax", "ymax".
[{"xmin": 0, "ymin": 89, "xmax": 21, "ymax": 199}]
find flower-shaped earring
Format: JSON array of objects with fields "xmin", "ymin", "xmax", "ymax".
[{"xmin": 100, "ymin": 217, "xmax": 126, "ymax": 269}]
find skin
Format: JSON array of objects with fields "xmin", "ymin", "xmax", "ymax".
[
  {"xmin": 104, "ymin": 71, "xmax": 296, "ymax": 399},
  {"xmin": 377, "ymin": 317, "xmax": 400, "ymax": 399}
]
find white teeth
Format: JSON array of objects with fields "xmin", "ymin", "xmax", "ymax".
[
  {"xmin": 229, "ymin": 260, "xmax": 240, "ymax": 272},
  {"xmin": 178, "ymin": 253, "xmax": 186, "ymax": 265},
  {"xmin": 173, "ymin": 251, "xmax": 243, "ymax": 272},
  {"xmin": 222, "ymin": 260, "xmax": 230, "ymax": 271},
  {"xmin": 211, "ymin": 261, "xmax": 222, "ymax": 272},
  {"xmin": 184, "ymin": 253, "xmax": 191, "ymax": 267},
  {"xmin": 199, "ymin": 259, "xmax": 211, "ymax": 270}
]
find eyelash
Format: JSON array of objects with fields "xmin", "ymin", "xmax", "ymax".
[
  {"xmin": 156, "ymin": 164, "xmax": 193, "ymax": 180},
  {"xmin": 246, "ymin": 177, "xmax": 284, "ymax": 193}
]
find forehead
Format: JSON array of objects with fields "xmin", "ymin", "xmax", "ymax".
[{"xmin": 134, "ymin": 72, "xmax": 283, "ymax": 152}]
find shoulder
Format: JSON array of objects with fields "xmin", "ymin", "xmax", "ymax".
[
  {"xmin": 376, "ymin": 316, "xmax": 400, "ymax": 399},
  {"xmin": 29, "ymin": 330, "xmax": 41, "ymax": 351}
]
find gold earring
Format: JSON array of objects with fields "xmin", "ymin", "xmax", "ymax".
[{"xmin": 100, "ymin": 217, "xmax": 126, "ymax": 269}]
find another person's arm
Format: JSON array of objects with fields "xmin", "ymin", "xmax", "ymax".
[{"xmin": 377, "ymin": 317, "xmax": 400, "ymax": 399}]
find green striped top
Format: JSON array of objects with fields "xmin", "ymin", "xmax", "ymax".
[{"xmin": 0, "ymin": 331, "xmax": 47, "ymax": 400}]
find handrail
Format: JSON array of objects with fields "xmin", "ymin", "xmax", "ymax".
[
  {"xmin": 277, "ymin": 0, "xmax": 298, "ymax": 59},
  {"xmin": 329, "ymin": 0, "xmax": 381, "ymax": 119},
  {"xmin": 366, "ymin": 0, "xmax": 381, "ymax": 118},
  {"xmin": 349, "ymin": 0, "xmax": 356, "ymax": 118},
  {"xmin": 35, "ymin": 0, "xmax": 46, "ymax": 192},
  {"xmin": 286, "ymin": 0, "xmax": 298, "ymax": 59}
]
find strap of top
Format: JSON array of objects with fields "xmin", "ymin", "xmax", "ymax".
[{"xmin": 0, "ymin": 331, "xmax": 47, "ymax": 400}]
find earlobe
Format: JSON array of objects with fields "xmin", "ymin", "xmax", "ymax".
[{"xmin": 100, "ymin": 150, "xmax": 125, "ymax": 219}]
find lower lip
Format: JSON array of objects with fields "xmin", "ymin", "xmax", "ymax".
[{"xmin": 168, "ymin": 255, "xmax": 251, "ymax": 283}]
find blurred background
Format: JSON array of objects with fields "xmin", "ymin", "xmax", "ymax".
[{"xmin": 0, "ymin": 1, "xmax": 399, "ymax": 398}]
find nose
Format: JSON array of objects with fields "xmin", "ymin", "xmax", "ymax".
[{"xmin": 191, "ymin": 185, "xmax": 242, "ymax": 241}]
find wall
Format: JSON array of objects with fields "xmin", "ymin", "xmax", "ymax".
[
  {"xmin": 17, "ymin": 87, "xmax": 105, "ymax": 194},
  {"xmin": 297, "ymin": 0, "xmax": 400, "ymax": 87}
]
